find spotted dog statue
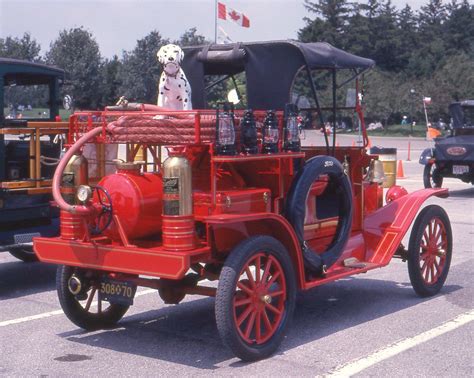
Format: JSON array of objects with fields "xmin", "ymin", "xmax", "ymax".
[{"xmin": 157, "ymin": 44, "xmax": 192, "ymax": 110}]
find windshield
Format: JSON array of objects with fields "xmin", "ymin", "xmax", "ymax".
[
  {"xmin": 4, "ymin": 84, "xmax": 50, "ymax": 120},
  {"xmin": 462, "ymin": 106, "xmax": 474, "ymax": 127}
]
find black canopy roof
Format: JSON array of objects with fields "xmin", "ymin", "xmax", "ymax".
[
  {"xmin": 182, "ymin": 40, "xmax": 375, "ymax": 110},
  {"xmin": 0, "ymin": 58, "xmax": 65, "ymax": 86}
]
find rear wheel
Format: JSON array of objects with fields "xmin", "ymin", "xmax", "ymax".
[
  {"xmin": 407, "ymin": 205, "xmax": 452, "ymax": 297},
  {"xmin": 423, "ymin": 163, "xmax": 443, "ymax": 188},
  {"xmin": 215, "ymin": 236, "xmax": 296, "ymax": 361},
  {"xmin": 57, "ymin": 265, "xmax": 129, "ymax": 330},
  {"xmin": 9, "ymin": 246, "xmax": 38, "ymax": 263}
]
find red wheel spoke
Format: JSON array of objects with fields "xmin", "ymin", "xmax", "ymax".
[
  {"xmin": 261, "ymin": 257, "xmax": 273, "ymax": 284},
  {"xmin": 262, "ymin": 309, "xmax": 272, "ymax": 332},
  {"xmin": 423, "ymin": 263, "xmax": 430, "ymax": 282},
  {"xmin": 265, "ymin": 302, "xmax": 282, "ymax": 315},
  {"xmin": 245, "ymin": 266, "xmax": 256, "ymax": 288},
  {"xmin": 84, "ymin": 287, "xmax": 96, "ymax": 312},
  {"xmin": 255, "ymin": 312, "xmax": 262, "ymax": 342},
  {"xmin": 255, "ymin": 255, "xmax": 261, "ymax": 284},
  {"xmin": 237, "ymin": 281, "xmax": 253, "ymax": 295},
  {"xmin": 269, "ymin": 290, "xmax": 285, "ymax": 298},
  {"xmin": 237, "ymin": 304, "xmax": 253, "ymax": 327},
  {"xmin": 430, "ymin": 264, "xmax": 436, "ymax": 283},
  {"xmin": 265, "ymin": 271, "xmax": 281, "ymax": 290},
  {"xmin": 244, "ymin": 311, "xmax": 256, "ymax": 339},
  {"xmin": 234, "ymin": 297, "xmax": 252, "ymax": 307},
  {"xmin": 421, "ymin": 260, "xmax": 428, "ymax": 274},
  {"xmin": 420, "ymin": 251, "xmax": 429, "ymax": 260}
]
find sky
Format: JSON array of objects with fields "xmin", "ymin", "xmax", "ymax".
[{"xmin": 1, "ymin": 0, "xmax": 436, "ymax": 58}]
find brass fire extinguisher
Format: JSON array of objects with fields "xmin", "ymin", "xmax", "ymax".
[
  {"xmin": 62, "ymin": 154, "xmax": 88, "ymax": 204},
  {"xmin": 162, "ymin": 150, "xmax": 192, "ymax": 216}
]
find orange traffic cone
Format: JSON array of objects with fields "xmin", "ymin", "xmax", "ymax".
[
  {"xmin": 336, "ymin": 141, "xmax": 340, "ymax": 147},
  {"xmin": 397, "ymin": 160, "xmax": 405, "ymax": 179},
  {"xmin": 367, "ymin": 138, "xmax": 372, "ymax": 148},
  {"xmin": 352, "ymin": 140, "xmax": 355, "ymax": 147}
]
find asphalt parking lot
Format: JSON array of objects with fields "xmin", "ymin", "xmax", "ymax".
[{"xmin": 1, "ymin": 135, "xmax": 473, "ymax": 376}]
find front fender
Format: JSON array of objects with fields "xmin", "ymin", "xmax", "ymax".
[
  {"xmin": 419, "ymin": 147, "xmax": 435, "ymax": 165},
  {"xmin": 364, "ymin": 188, "xmax": 448, "ymax": 265}
]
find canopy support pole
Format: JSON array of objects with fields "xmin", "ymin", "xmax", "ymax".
[{"xmin": 305, "ymin": 66, "xmax": 330, "ymax": 155}]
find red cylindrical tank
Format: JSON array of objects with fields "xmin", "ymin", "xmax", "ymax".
[{"xmin": 96, "ymin": 165, "xmax": 163, "ymax": 240}]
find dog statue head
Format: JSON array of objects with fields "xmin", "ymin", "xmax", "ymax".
[{"xmin": 157, "ymin": 44, "xmax": 184, "ymax": 77}]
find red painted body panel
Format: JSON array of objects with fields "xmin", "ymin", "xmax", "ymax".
[
  {"xmin": 194, "ymin": 188, "xmax": 271, "ymax": 217},
  {"xmin": 34, "ymin": 236, "xmax": 209, "ymax": 279}
]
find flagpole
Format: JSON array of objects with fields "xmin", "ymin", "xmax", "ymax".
[{"xmin": 214, "ymin": 0, "xmax": 217, "ymax": 43}]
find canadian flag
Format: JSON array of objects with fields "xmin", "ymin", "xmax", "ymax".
[{"xmin": 218, "ymin": 2, "xmax": 250, "ymax": 28}]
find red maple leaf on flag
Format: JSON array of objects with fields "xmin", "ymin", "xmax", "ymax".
[{"xmin": 228, "ymin": 10, "xmax": 241, "ymax": 21}]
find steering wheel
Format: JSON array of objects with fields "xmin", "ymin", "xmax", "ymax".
[{"xmin": 90, "ymin": 185, "xmax": 113, "ymax": 235}]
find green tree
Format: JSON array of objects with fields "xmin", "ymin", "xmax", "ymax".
[
  {"xmin": 298, "ymin": 0, "xmax": 350, "ymax": 47},
  {"xmin": 0, "ymin": 33, "xmax": 41, "ymax": 61},
  {"xmin": 175, "ymin": 27, "xmax": 208, "ymax": 47},
  {"xmin": 100, "ymin": 55, "xmax": 122, "ymax": 107},
  {"xmin": 46, "ymin": 27, "xmax": 102, "ymax": 109},
  {"xmin": 119, "ymin": 31, "xmax": 169, "ymax": 103}
]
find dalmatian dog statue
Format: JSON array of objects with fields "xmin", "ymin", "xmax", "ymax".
[{"xmin": 157, "ymin": 44, "xmax": 192, "ymax": 110}]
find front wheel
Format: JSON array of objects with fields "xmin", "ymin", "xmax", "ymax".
[
  {"xmin": 423, "ymin": 163, "xmax": 443, "ymax": 188},
  {"xmin": 407, "ymin": 205, "xmax": 452, "ymax": 297},
  {"xmin": 57, "ymin": 265, "xmax": 129, "ymax": 330},
  {"xmin": 215, "ymin": 236, "xmax": 296, "ymax": 361}
]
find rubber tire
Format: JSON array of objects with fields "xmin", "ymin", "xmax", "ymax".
[
  {"xmin": 423, "ymin": 163, "xmax": 443, "ymax": 188},
  {"xmin": 57, "ymin": 265, "xmax": 129, "ymax": 330},
  {"xmin": 215, "ymin": 236, "xmax": 296, "ymax": 361},
  {"xmin": 9, "ymin": 246, "xmax": 38, "ymax": 263},
  {"xmin": 285, "ymin": 155, "xmax": 353, "ymax": 273},
  {"xmin": 407, "ymin": 205, "xmax": 452, "ymax": 297}
]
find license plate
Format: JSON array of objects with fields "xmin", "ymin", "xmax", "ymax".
[
  {"xmin": 452, "ymin": 165, "xmax": 469, "ymax": 175},
  {"xmin": 99, "ymin": 278, "xmax": 137, "ymax": 306}
]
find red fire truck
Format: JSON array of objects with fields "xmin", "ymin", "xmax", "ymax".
[{"xmin": 34, "ymin": 41, "xmax": 452, "ymax": 361}]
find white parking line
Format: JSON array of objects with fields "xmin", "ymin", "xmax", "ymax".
[
  {"xmin": 0, "ymin": 288, "xmax": 156, "ymax": 328},
  {"xmin": 326, "ymin": 310, "xmax": 474, "ymax": 377}
]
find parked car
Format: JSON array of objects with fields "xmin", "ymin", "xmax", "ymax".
[
  {"xmin": 420, "ymin": 100, "xmax": 474, "ymax": 188},
  {"xmin": 0, "ymin": 58, "xmax": 69, "ymax": 261}
]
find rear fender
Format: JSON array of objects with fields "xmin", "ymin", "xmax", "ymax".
[
  {"xmin": 364, "ymin": 188, "xmax": 448, "ymax": 265},
  {"xmin": 205, "ymin": 213, "xmax": 305, "ymax": 288},
  {"xmin": 419, "ymin": 148, "xmax": 435, "ymax": 165}
]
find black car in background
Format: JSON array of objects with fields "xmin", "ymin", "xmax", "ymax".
[
  {"xmin": 420, "ymin": 100, "xmax": 474, "ymax": 188},
  {"xmin": 0, "ymin": 58, "xmax": 69, "ymax": 262}
]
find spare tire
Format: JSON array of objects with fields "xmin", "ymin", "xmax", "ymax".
[{"xmin": 285, "ymin": 156, "xmax": 353, "ymax": 274}]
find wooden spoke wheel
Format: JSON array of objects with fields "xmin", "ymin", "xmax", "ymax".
[
  {"xmin": 215, "ymin": 236, "xmax": 296, "ymax": 361},
  {"xmin": 423, "ymin": 163, "xmax": 443, "ymax": 188},
  {"xmin": 56, "ymin": 265, "xmax": 129, "ymax": 330},
  {"xmin": 408, "ymin": 205, "xmax": 452, "ymax": 297}
]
